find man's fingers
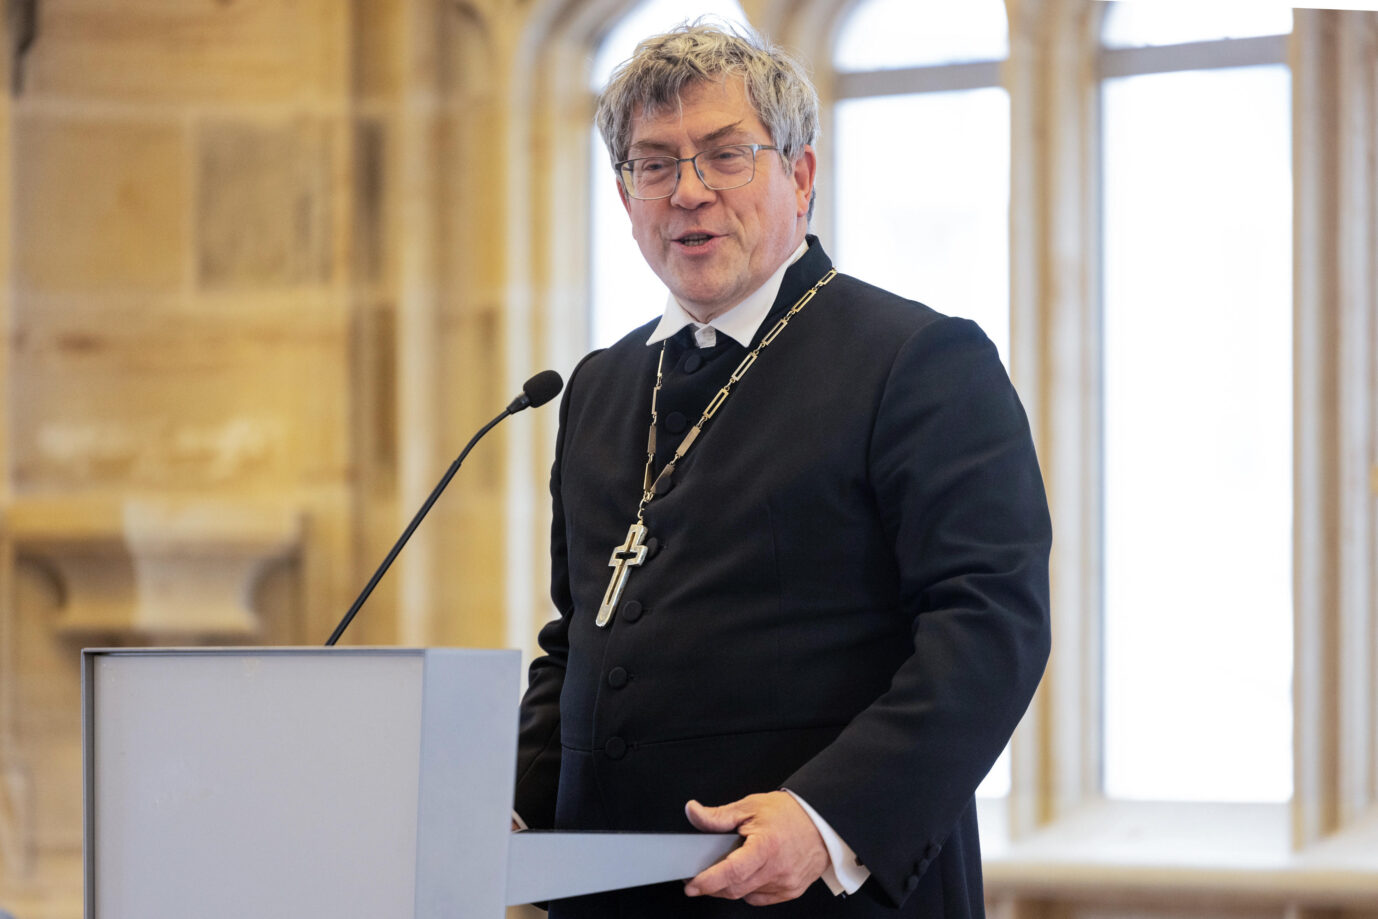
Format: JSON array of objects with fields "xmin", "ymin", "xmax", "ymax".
[
  {"xmin": 684, "ymin": 836, "xmax": 768, "ymax": 898},
  {"xmin": 682, "ymin": 791, "xmax": 829, "ymax": 903},
  {"xmin": 684, "ymin": 798, "xmax": 743, "ymax": 833}
]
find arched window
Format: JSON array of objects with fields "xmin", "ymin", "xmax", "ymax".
[
  {"xmin": 1098, "ymin": 1, "xmax": 1293, "ymax": 803},
  {"xmin": 588, "ymin": 1, "xmax": 751, "ymax": 349},
  {"xmin": 832, "ymin": 0, "xmax": 1011, "ymax": 364}
]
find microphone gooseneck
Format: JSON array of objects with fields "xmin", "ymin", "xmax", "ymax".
[{"xmin": 325, "ymin": 370, "xmax": 565, "ymax": 646}]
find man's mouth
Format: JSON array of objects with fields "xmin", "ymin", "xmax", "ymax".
[{"xmin": 676, "ymin": 233, "xmax": 715, "ymax": 247}]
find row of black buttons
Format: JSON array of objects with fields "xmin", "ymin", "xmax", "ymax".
[
  {"xmin": 662, "ymin": 341, "xmax": 708, "ymax": 436},
  {"xmin": 602, "ymin": 600, "xmax": 637, "ymax": 759},
  {"xmin": 597, "ymin": 527, "xmax": 664, "ymax": 762}
]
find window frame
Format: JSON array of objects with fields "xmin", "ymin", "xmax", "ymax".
[{"xmin": 518, "ymin": 0, "xmax": 1378, "ymax": 908}]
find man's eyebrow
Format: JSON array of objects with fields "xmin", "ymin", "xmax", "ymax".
[
  {"xmin": 627, "ymin": 138, "xmax": 678, "ymax": 155},
  {"xmin": 697, "ymin": 120, "xmax": 749, "ymax": 145},
  {"xmin": 627, "ymin": 120, "xmax": 753, "ymax": 155}
]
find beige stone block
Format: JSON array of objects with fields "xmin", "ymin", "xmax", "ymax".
[
  {"xmin": 9, "ymin": 294, "xmax": 349, "ymax": 492},
  {"xmin": 14, "ymin": 116, "xmax": 186, "ymax": 293},
  {"xmin": 352, "ymin": 300, "xmax": 398, "ymax": 481},
  {"xmin": 9, "ymin": 567, "xmax": 84, "ymax": 853},
  {"xmin": 352, "ymin": 0, "xmax": 403, "ymax": 101},
  {"xmin": 352, "ymin": 120, "xmax": 390, "ymax": 287},
  {"xmin": 23, "ymin": 0, "xmax": 344, "ymax": 105},
  {"xmin": 435, "ymin": 304, "xmax": 504, "ymax": 484},
  {"xmin": 197, "ymin": 118, "xmax": 336, "ymax": 288},
  {"xmin": 428, "ymin": 488, "xmax": 507, "ymax": 650},
  {"xmin": 436, "ymin": 2, "xmax": 497, "ymax": 98},
  {"xmin": 436, "ymin": 104, "xmax": 505, "ymax": 287}
]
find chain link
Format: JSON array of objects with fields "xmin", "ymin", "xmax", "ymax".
[{"xmin": 635, "ymin": 268, "xmax": 838, "ymax": 522}]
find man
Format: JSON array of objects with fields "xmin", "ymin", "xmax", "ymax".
[{"xmin": 513, "ymin": 21, "xmax": 1050, "ymax": 918}]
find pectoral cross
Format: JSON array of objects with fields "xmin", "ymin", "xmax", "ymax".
[{"xmin": 596, "ymin": 523, "xmax": 649, "ymax": 627}]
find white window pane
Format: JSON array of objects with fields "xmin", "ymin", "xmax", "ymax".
[
  {"xmin": 977, "ymin": 745, "xmax": 1010, "ymax": 799},
  {"xmin": 835, "ymin": 0, "xmax": 1007, "ymax": 71},
  {"xmin": 834, "ymin": 89, "xmax": 1010, "ymax": 363},
  {"xmin": 591, "ymin": 1, "xmax": 749, "ymax": 90},
  {"xmin": 1101, "ymin": 65, "xmax": 1292, "ymax": 803},
  {"xmin": 590, "ymin": 129, "xmax": 665, "ymax": 348},
  {"xmin": 1101, "ymin": 0, "xmax": 1291, "ymax": 49}
]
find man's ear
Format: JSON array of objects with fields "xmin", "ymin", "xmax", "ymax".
[{"xmin": 792, "ymin": 145, "xmax": 817, "ymax": 219}]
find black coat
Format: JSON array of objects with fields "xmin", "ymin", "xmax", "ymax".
[{"xmin": 514, "ymin": 239, "xmax": 1051, "ymax": 918}]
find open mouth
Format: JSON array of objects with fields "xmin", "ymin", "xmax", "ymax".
[{"xmin": 677, "ymin": 233, "xmax": 714, "ymax": 247}]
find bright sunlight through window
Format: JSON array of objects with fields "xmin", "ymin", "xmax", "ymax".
[{"xmin": 1099, "ymin": 3, "xmax": 1293, "ymax": 803}]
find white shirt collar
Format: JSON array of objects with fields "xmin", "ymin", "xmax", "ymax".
[{"xmin": 645, "ymin": 239, "xmax": 810, "ymax": 348}]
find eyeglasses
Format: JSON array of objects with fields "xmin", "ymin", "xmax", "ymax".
[{"xmin": 615, "ymin": 143, "xmax": 780, "ymax": 200}]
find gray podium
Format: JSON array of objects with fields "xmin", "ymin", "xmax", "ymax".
[{"xmin": 82, "ymin": 648, "xmax": 737, "ymax": 918}]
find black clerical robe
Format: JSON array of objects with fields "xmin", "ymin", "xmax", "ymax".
[{"xmin": 514, "ymin": 238, "xmax": 1052, "ymax": 918}]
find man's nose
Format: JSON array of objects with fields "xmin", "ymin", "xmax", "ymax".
[{"xmin": 670, "ymin": 162, "xmax": 716, "ymax": 208}]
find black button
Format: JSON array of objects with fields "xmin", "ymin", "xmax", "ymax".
[
  {"xmin": 604, "ymin": 736, "xmax": 627, "ymax": 759},
  {"xmin": 905, "ymin": 875, "xmax": 919, "ymax": 893},
  {"xmin": 664, "ymin": 411, "xmax": 687, "ymax": 434},
  {"xmin": 607, "ymin": 666, "xmax": 629, "ymax": 688},
  {"xmin": 644, "ymin": 537, "xmax": 660, "ymax": 559},
  {"xmin": 621, "ymin": 600, "xmax": 643, "ymax": 623},
  {"xmin": 924, "ymin": 843, "xmax": 941, "ymax": 859},
  {"xmin": 683, "ymin": 353, "xmax": 703, "ymax": 373}
]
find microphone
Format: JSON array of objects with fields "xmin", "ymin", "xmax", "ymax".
[
  {"xmin": 324, "ymin": 370, "xmax": 564, "ymax": 646},
  {"xmin": 507, "ymin": 368, "xmax": 563, "ymax": 413}
]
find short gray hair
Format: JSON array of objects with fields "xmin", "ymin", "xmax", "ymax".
[{"xmin": 595, "ymin": 20, "xmax": 820, "ymax": 167}]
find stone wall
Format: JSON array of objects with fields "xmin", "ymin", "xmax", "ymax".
[{"xmin": 0, "ymin": 1, "xmax": 531, "ymax": 913}]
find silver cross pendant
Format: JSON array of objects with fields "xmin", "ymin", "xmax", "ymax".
[{"xmin": 596, "ymin": 523, "xmax": 649, "ymax": 627}]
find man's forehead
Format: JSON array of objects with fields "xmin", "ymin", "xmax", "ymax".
[{"xmin": 627, "ymin": 78, "xmax": 765, "ymax": 146}]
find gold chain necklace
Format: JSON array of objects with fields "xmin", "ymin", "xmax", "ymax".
[{"xmin": 595, "ymin": 267, "xmax": 838, "ymax": 627}]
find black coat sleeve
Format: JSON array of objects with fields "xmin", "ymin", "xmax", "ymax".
[{"xmin": 783, "ymin": 316, "xmax": 1052, "ymax": 906}]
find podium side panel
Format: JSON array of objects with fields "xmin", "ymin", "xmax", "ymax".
[
  {"xmin": 86, "ymin": 649, "xmax": 426, "ymax": 919},
  {"xmin": 413, "ymin": 648, "xmax": 522, "ymax": 919}
]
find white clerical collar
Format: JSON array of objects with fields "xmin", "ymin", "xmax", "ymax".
[{"xmin": 646, "ymin": 239, "xmax": 810, "ymax": 348}]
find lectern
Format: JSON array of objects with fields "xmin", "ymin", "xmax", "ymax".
[{"xmin": 82, "ymin": 648, "xmax": 736, "ymax": 918}]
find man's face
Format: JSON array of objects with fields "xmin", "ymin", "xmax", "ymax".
[{"xmin": 619, "ymin": 78, "xmax": 816, "ymax": 324}]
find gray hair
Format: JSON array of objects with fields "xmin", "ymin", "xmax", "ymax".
[{"xmin": 595, "ymin": 20, "xmax": 820, "ymax": 168}]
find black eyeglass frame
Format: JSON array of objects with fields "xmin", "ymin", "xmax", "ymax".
[{"xmin": 614, "ymin": 143, "xmax": 781, "ymax": 200}]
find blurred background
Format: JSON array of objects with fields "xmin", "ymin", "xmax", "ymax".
[{"xmin": 0, "ymin": 0, "xmax": 1375, "ymax": 917}]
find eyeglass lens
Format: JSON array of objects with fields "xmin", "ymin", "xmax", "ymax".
[{"xmin": 622, "ymin": 145, "xmax": 758, "ymax": 198}]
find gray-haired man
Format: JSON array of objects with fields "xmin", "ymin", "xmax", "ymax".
[{"xmin": 514, "ymin": 21, "xmax": 1051, "ymax": 918}]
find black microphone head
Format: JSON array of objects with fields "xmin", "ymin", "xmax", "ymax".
[
  {"xmin": 522, "ymin": 370, "xmax": 564, "ymax": 409},
  {"xmin": 507, "ymin": 369, "xmax": 564, "ymax": 414}
]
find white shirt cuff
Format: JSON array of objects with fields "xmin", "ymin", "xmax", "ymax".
[{"xmin": 783, "ymin": 789, "xmax": 870, "ymax": 896}]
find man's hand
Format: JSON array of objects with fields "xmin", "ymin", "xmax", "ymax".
[{"xmin": 682, "ymin": 791, "xmax": 829, "ymax": 906}]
